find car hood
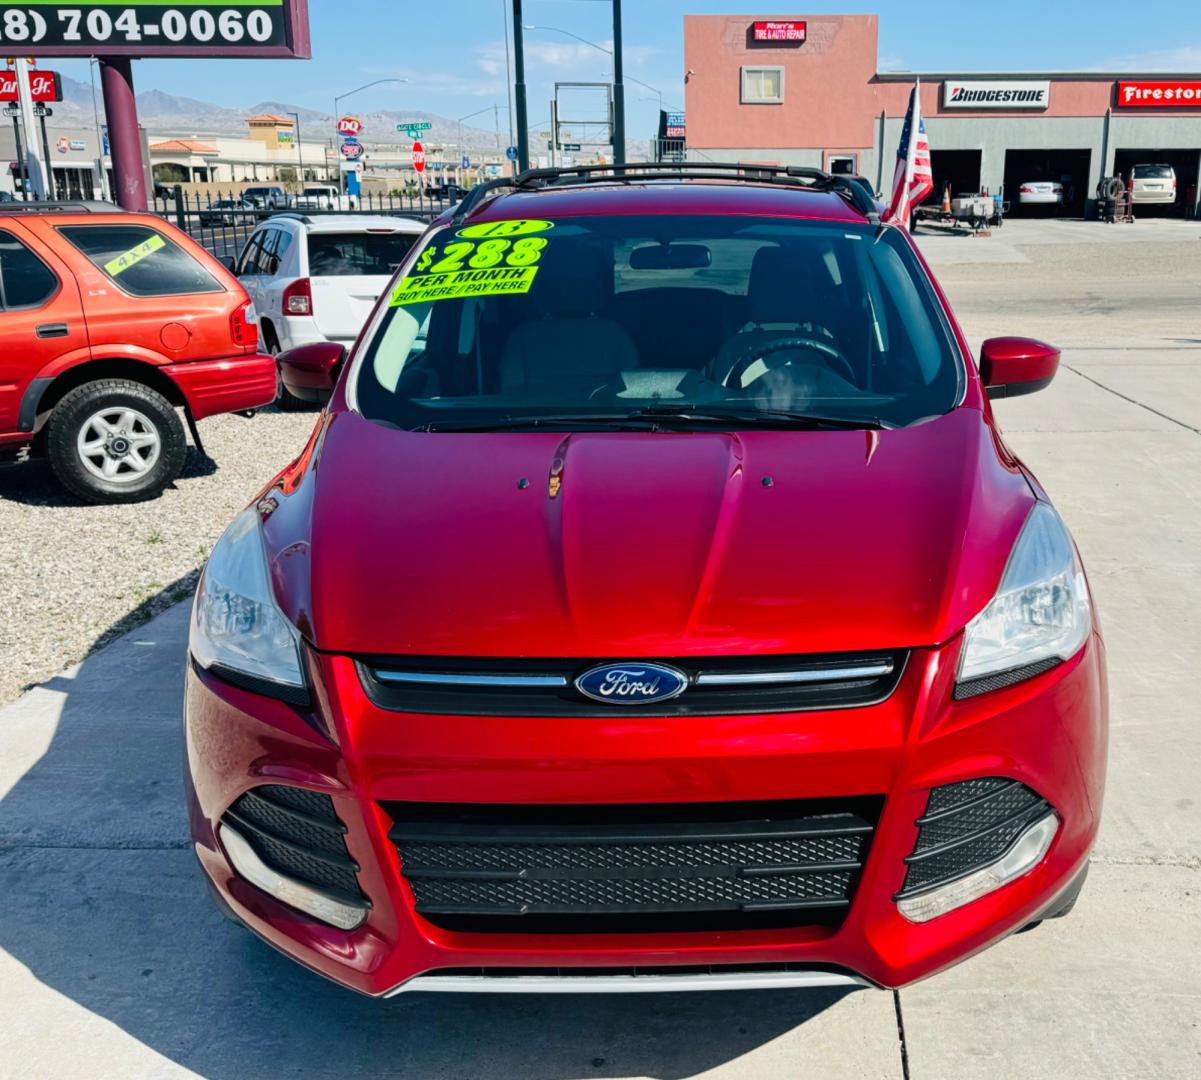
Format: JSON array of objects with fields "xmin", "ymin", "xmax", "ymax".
[{"xmin": 264, "ymin": 407, "xmax": 1034, "ymax": 658}]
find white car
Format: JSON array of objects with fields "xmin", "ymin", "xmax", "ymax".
[
  {"xmin": 1018, "ymin": 181, "xmax": 1063, "ymax": 206},
  {"xmin": 294, "ymin": 184, "xmax": 354, "ymax": 211},
  {"xmin": 236, "ymin": 213, "xmax": 426, "ymax": 368},
  {"xmin": 1130, "ymin": 164, "xmax": 1177, "ymax": 204}
]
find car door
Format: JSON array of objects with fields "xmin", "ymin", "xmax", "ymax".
[
  {"xmin": 236, "ymin": 230, "xmax": 268, "ymax": 315},
  {"xmin": 0, "ymin": 222, "xmax": 88, "ymax": 436},
  {"xmin": 51, "ymin": 219, "xmax": 230, "ymax": 367},
  {"xmin": 246, "ymin": 227, "xmax": 289, "ymax": 327}
]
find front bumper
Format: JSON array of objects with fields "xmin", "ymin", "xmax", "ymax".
[{"xmin": 185, "ymin": 633, "xmax": 1107, "ymax": 994}]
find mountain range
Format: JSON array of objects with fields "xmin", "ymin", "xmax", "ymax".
[{"xmin": 47, "ymin": 75, "xmax": 510, "ymax": 151}]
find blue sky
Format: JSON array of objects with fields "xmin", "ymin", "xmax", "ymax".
[{"xmin": 48, "ymin": 1, "xmax": 1201, "ymax": 138}]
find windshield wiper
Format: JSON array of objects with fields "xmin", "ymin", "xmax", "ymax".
[
  {"xmin": 414, "ymin": 409, "xmax": 892, "ymax": 433},
  {"xmin": 414, "ymin": 413, "xmax": 664, "ymax": 432},
  {"xmin": 625, "ymin": 407, "xmax": 893, "ymax": 430}
]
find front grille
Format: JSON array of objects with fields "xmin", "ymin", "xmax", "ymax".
[
  {"xmin": 386, "ymin": 798, "xmax": 880, "ymax": 933},
  {"xmin": 896, "ymin": 778, "xmax": 1052, "ymax": 898},
  {"xmin": 221, "ymin": 785, "xmax": 366, "ymax": 902},
  {"xmin": 359, "ymin": 650, "xmax": 907, "ymax": 717}
]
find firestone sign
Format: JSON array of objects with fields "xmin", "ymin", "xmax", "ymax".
[
  {"xmin": 943, "ymin": 80, "xmax": 1051, "ymax": 109},
  {"xmin": 0, "ymin": 1, "xmax": 311, "ymax": 59},
  {"xmin": 1117, "ymin": 81, "xmax": 1201, "ymax": 107},
  {"xmin": 752, "ymin": 20, "xmax": 806, "ymax": 42}
]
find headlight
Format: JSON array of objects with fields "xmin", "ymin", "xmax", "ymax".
[
  {"xmin": 190, "ymin": 507, "xmax": 307, "ymax": 702},
  {"xmin": 957, "ymin": 502, "xmax": 1090, "ymax": 695}
]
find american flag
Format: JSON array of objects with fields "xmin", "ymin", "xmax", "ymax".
[{"xmin": 883, "ymin": 83, "xmax": 934, "ymax": 228}]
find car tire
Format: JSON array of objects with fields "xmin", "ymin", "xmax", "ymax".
[{"xmin": 46, "ymin": 379, "xmax": 187, "ymax": 504}]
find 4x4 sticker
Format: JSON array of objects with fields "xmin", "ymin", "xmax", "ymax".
[
  {"xmin": 390, "ymin": 232, "xmax": 550, "ymax": 306},
  {"xmin": 104, "ymin": 234, "xmax": 165, "ymax": 277}
]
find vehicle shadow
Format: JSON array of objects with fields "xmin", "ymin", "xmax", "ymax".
[
  {"xmin": 0, "ymin": 600, "xmax": 852, "ymax": 1080},
  {"xmin": 0, "ymin": 445, "xmax": 216, "ymax": 508}
]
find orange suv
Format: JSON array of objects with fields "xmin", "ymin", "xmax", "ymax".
[{"xmin": 0, "ymin": 201, "xmax": 276, "ymax": 502}]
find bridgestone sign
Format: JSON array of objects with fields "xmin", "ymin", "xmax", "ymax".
[{"xmin": 942, "ymin": 81, "xmax": 1051, "ymax": 110}]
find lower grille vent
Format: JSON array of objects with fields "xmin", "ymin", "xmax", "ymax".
[
  {"xmin": 386, "ymin": 798, "xmax": 880, "ymax": 933},
  {"xmin": 897, "ymin": 778, "xmax": 1052, "ymax": 898},
  {"xmin": 221, "ymin": 785, "xmax": 365, "ymax": 902}
]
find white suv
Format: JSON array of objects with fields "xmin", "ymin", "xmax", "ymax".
[
  {"xmin": 236, "ymin": 213, "xmax": 426, "ymax": 366},
  {"xmin": 1130, "ymin": 164, "xmax": 1177, "ymax": 205}
]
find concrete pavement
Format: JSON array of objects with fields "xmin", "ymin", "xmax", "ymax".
[{"xmin": 1, "ymin": 223, "xmax": 1199, "ymax": 1078}]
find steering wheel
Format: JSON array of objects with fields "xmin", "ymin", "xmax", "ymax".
[{"xmin": 723, "ymin": 336, "xmax": 857, "ymax": 389}]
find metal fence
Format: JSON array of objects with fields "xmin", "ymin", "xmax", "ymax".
[{"xmin": 152, "ymin": 186, "xmax": 445, "ymax": 264}]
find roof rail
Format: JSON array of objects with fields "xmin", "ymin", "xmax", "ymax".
[
  {"xmin": 451, "ymin": 162, "xmax": 882, "ymax": 224},
  {"xmin": 268, "ymin": 211, "xmax": 313, "ymax": 224},
  {"xmin": 450, "ymin": 177, "xmax": 520, "ymax": 224},
  {"xmin": 0, "ymin": 199, "xmax": 121, "ymax": 215}
]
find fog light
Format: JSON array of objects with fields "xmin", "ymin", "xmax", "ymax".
[
  {"xmin": 219, "ymin": 823, "xmax": 368, "ymax": 931},
  {"xmin": 897, "ymin": 813, "xmax": 1059, "ymax": 923}
]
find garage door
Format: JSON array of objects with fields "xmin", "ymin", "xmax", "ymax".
[
  {"xmin": 1003, "ymin": 149, "xmax": 1092, "ymax": 216},
  {"xmin": 930, "ymin": 150, "xmax": 982, "ymax": 199},
  {"xmin": 1113, "ymin": 148, "xmax": 1200, "ymax": 216}
]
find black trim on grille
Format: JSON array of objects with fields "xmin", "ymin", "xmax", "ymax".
[
  {"xmin": 896, "ymin": 778, "xmax": 1052, "ymax": 899},
  {"xmin": 953, "ymin": 657, "xmax": 1061, "ymax": 700},
  {"xmin": 358, "ymin": 650, "xmax": 907, "ymax": 717},
  {"xmin": 220, "ymin": 786, "xmax": 368, "ymax": 906},
  {"xmin": 386, "ymin": 798, "xmax": 880, "ymax": 933}
]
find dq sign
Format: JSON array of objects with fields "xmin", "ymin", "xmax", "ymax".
[{"xmin": 337, "ymin": 115, "xmax": 363, "ymax": 137}]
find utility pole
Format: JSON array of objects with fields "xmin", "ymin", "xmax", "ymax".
[
  {"xmin": 512, "ymin": 0, "xmax": 529, "ymax": 171},
  {"xmin": 35, "ymin": 105, "xmax": 54, "ymax": 198},
  {"xmin": 15, "ymin": 59, "xmax": 47, "ymax": 198},
  {"xmin": 5, "ymin": 106, "xmax": 29, "ymax": 200},
  {"xmin": 611, "ymin": 0, "xmax": 625, "ymax": 165},
  {"xmin": 288, "ymin": 111, "xmax": 304, "ymax": 184}
]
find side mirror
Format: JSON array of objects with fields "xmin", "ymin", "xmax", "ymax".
[
  {"xmin": 978, "ymin": 337, "xmax": 1060, "ymax": 398},
  {"xmin": 221, "ymin": 255, "xmax": 238, "ymax": 273},
  {"xmin": 278, "ymin": 342, "xmax": 346, "ymax": 405}
]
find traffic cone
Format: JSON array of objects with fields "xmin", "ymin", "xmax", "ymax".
[{"xmin": 941, "ymin": 183, "xmax": 952, "ymax": 213}]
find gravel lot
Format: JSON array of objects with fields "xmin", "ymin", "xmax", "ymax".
[{"xmin": 0, "ymin": 406, "xmax": 317, "ymax": 704}]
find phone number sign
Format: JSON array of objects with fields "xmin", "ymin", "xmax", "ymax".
[{"xmin": 0, "ymin": 1, "xmax": 310, "ymax": 58}]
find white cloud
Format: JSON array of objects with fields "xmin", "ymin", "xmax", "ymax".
[
  {"xmin": 472, "ymin": 37, "xmax": 656, "ymax": 78},
  {"xmin": 1096, "ymin": 44, "xmax": 1201, "ymax": 70}
]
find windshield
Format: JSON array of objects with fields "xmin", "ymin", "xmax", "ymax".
[
  {"xmin": 1133, "ymin": 165, "xmax": 1174, "ymax": 179},
  {"xmin": 307, "ymin": 232, "xmax": 418, "ymax": 277},
  {"xmin": 353, "ymin": 214, "xmax": 962, "ymax": 430}
]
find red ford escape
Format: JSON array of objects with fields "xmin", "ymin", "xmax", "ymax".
[
  {"xmin": 185, "ymin": 164, "xmax": 1107, "ymax": 996},
  {"xmin": 0, "ymin": 202, "xmax": 275, "ymax": 502}
]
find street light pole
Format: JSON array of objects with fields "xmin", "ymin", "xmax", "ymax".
[
  {"xmin": 525, "ymin": 23, "xmax": 668, "ymax": 164},
  {"xmin": 288, "ymin": 111, "xmax": 304, "ymax": 187},
  {"xmin": 611, "ymin": 0, "xmax": 625, "ymax": 165},
  {"xmin": 512, "ymin": 0, "xmax": 529, "ymax": 172}
]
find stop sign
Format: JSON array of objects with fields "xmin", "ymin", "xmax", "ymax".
[{"xmin": 412, "ymin": 140, "xmax": 425, "ymax": 174}]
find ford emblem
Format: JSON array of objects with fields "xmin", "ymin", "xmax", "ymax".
[{"xmin": 574, "ymin": 662, "xmax": 689, "ymax": 705}]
